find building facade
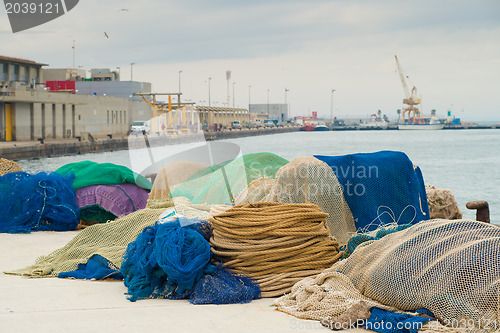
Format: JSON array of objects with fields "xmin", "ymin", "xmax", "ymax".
[
  {"xmin": 249, "ymin": 104, "xmax": 289, "ymax": 121},
  {"xmin": 0, "ymin": 55, "xmax": 46, "ymax": 85},
  {"xmin": 0, "ymin": 57, "xmax": 153, "ymax": 142}
]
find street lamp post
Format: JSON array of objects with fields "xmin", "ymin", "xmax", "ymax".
[
  {"xmin": 130, "ymin": 62, "xmax": 135, "ymax": 81},
  {"xmin": 285, "ymin": 88, "xmax": 289, "ymax": 120},
  {"xmin": 178, "ymin": 70, "xmax": 182, "ymax": 93},
  {"xmin": 248, "ymin": 85, "xmax": 251, "ymax": 111},
  {"xmin": 267, "ymin": 89, "xmax": 270, "ymax": 115},
  {"xmin": 330, "ymin": 89, "xmax": 336, "ymax": 124},
  {"xmin": 208, "ymin": 77, "xmax": 212, "ymax": 107},
  {"xmin": 232, "ymin": 82, "xmax": 236, "ymax": 108}
]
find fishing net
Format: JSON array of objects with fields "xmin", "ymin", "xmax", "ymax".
[
  {"xmin": 148, "ymin": 160, "xmax": 209, "ymax": 201},
  {"xmin": 121, "ymin": 217, "xmax": 213, "ymax": 301},
  {"xmin": 263, "ymin": 156, "xmax": 356, "ymax": 245},
  {"xmin": 314, "ymin": 151, "xmax": 429, "ymax": 232},
  {"xmin": 209, "ymin": 202, "xmax": 343, "ymax": 297},
  {"xmin": 189, "ymin": 264, "xmax": 261, "ymax": 305},
  {"xmin": 234, "ymin": 177, "xmax": 275, "ymax": 205},
  {"xmin": 6, "ymin": 197, "xmax": 212, "ymax": 277},
  {"xmin": 262, "ymin": 151, "xmax": 429, "ymax": 245},
  {"xmin": 426, "ymin": 185, "xmax": 462, "ymax": 219},
  {"xmin": 55, "ymin": 160, "xmax": 152, "ymax": 190},
  {"xmin": 76, "ymin": 184, "xmax": 149, "ymax": 223},
  {"xmin": 0, "ymin": 157, "xmax": 23, "ymax": 175},
  {"xmin": 169, "ymin": 152, "xmax": 288, "ymax": 205},
  {"xmin": 0, "ymin": 171, "xmax": 79, "ymax": 233},
  {"xmin": 276, "ymin": 219, "xmax": 500, "ymax": 333}
]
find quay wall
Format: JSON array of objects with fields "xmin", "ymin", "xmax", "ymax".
[{"xmin": 0, "ymin": 127, "xmax": 301, "ymax": 160}]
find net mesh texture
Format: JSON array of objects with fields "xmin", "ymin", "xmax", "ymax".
[
  {"xmin": 0, "ymin": 157, "xmax": 23, "ymax": 175},
  {"xmin": 6, "ymin": 197, "xmax": 212, "ymax": 277},
  {"xmin": 276, "ymin": 219, "xmax": 500, "ymax": 333},
  {"xmin": 0, "ymin": 171, "xmax": 80, "ymax": 233}
]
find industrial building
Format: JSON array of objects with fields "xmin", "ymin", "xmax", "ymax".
[
  {"xmin": 249, "ymin": 104, "xmax": 289, "ymax": 122},
  {"xmin": 0, "ymin": 55, "xmax": 152, "ymax": 142}
]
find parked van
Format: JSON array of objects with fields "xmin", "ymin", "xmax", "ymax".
[{"xmin": 130, "ymin": 120, "xmax": 150, "ymax": 134}]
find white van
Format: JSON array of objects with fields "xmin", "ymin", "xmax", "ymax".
[{"xmin": 130, "ymin": 120, "xmax": 150, "ymax": 134}]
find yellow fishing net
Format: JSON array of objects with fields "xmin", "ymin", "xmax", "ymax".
[
  {"xmin": 7, "ymin": 197, "xmax": 213, "ymax": 277},
  {"xmin": 0, "ymin": 157, "xmax": 23, "ymax": 176}
]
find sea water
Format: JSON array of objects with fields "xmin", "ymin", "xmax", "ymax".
[{"xmin": 17, "ymin": 129, "xmax": 500, "ymax": 223}]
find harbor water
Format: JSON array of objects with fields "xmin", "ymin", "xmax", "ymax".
[{"xmin": 17, "ymin": 129, "xmax": 500, "ymax": 223}]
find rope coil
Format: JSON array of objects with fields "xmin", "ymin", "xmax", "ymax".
[{"xmin": 209, "ymin": 202, "xmax": 344, "ymax": 297}]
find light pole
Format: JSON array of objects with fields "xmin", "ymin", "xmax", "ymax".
[
  {"xmin": 248, "ymin": 85, "xmax": 251, "ymax": 111},
  {"xmin": 226, "ymin": 70, "xmax": 231, "ymax": 109},
  {"xmin": 330, "ymin": 89, "xmax": 336, "ymax": 124},
  {"xmin": 232, "ymin": 82, "xmax": 236, "ymax": 108},
  {"xmin": 267, "ymin": 89, "xmax": 270, "ymax": 115},
  {"xmin": 208, "ymin": 77, "xmax": 212, "ymax": 107},
  {"xmin": 178, "ymin": 70, "xmax": 182, "ymax": 93},
  {"xmin": 130, "ymin": 62, "xmax": 135, "ymax": 81},
  {"xmin": 285, "ymin": 88, "xmax": 289, "ymax": 120}
]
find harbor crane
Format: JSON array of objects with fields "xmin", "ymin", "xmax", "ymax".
[{"xmin": 394, "ymin": 55, "xmax": 421, "ymax": 123}]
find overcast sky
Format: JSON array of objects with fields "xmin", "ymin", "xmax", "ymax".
[{"xmin": 2, "ymin": 0, "xmax": 499, "ymax": 121}]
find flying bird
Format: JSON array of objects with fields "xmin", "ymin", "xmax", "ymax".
[
  {"xmin": 119, "ymin": 8, "xmax": 129, "ymax": 11},
  {"xmin": 104, "ymin": 32, "xmax": 109, "ymax": 38}
]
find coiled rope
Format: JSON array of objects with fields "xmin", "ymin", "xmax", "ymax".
[{"xmin": 209, "ymin": 202, "xmax": 344, "ymax": 297}]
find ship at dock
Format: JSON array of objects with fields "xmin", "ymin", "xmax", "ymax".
[{"xmin": 395, "ymin": 55, "xmax": 444, "ymax": 130}]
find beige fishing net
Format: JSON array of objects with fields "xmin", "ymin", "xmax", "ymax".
[
  {"xmin": 262, "ymin": 156, "xmax": 356, "ymax": 245},
  {"xmin": 148, "ymin": 160, "xmax": 209, "ymax": 202},
  {"xmin": 0, "ymin": 157, "xmax": 23, "ymax": 176},
  {"xmin": 276, "ymin": 219, "xmax": 500, "ymax": 333},
  {"xmin": 234, "ymin": 177, "xmax": 275, "ymax": 205},
  {"xmin": 7, "ymin": 197, "xmax": 213, "ymax": 277},
  {"xmin": 209, "ymin": 202, "xmax": 343, "ymax": 297},
  {"xmin": 426, "ymin": 185, "xmax": 462, "ymax": 219}
]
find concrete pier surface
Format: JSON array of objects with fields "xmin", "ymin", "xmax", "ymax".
[{"xmin": 0, "ymin": 231, "xmax": 367, "ymax": 332}]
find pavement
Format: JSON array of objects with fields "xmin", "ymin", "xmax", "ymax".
[{"xmin": 0, "ymin": 230, "xmax": 368, "ymax": 333}]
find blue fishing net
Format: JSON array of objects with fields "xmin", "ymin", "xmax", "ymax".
[
  {"xmin": 58, "ymin": 254, "xmax": 123, "ymax": 280},
  {"xmin": 315, "ymin": 151, "xmax": 430, "ymax": 233},
  {"xmin": 346, "ymin": 224, "xmax": 412, "ymax": 254},
  {"xmin": 120, "ymin": 218, "xmax": 215, "ymax": 302},
  {"xmin": 365, "ymin": 307, "xmax": 433, "ymax": 333},
  {"xmin": 189, "ymin": 264, "xmax": 261, "ymax": 305},
  {"xmin": 0, "ymin": 171, "xmax": 80, "ymax": 233}
]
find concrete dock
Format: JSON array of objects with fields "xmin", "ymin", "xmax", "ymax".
[{"xmin": 0, "ymin": 230, "xmax": 367, "ymax": 332}]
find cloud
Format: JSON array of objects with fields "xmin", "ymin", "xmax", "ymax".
[{"xmin": 1, "ymin": 0, "xmax": 499, "ymax": 120}]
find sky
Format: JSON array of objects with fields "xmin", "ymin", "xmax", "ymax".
[{"xmin": 1, "ymin": 0, "xmax": 500, "ymax": 121}]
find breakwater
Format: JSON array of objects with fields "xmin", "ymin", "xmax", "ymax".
[{"xmin": 0, "ymin": 126, "xmax": 300, "ymax": 160}]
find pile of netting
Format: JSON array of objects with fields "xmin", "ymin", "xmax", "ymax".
[
  {"xmin": 426, "ymin": 185, "xmax": 462, "ymax": 219},
  {"xmin": 147, "ymin": 160, "xmax": 209, "ymax": 202},
  {"xmin": 7, "ymin": 197, "xmax": 211, "ymax": 277},
  {"xmin": 234, "ymin": 151, "xmax": 429, "ymax": 245},
  {"xmin": 55, "ymin": 161, "xmax": 152, "ymax": 225},
  {"xmin": 209, "ymin": 202, "xmax": 343, "ymax": 297},
  {"xmin": 275, "ymin": 219, "xmax": 500, "ymax": 333},
  {"xmin": 169, "ymin": 152, "xmax": 288, "ymax": 204},
  {"xmin": 0, "ymin": 157, "xmax": 23, "ymax": 176},
  {"xmin": 55, "ymin": 160, "xmax": 152, "ymax": 190},
  {"xmin": 76, "ymin": 184, "xmax": 149, "ymax": 224},
  {"xmin": 121, "ymin": 217, "xmax": 214, "ymax": 301},
  {"xmin": 0, "ymin": 171, "xmax": 80, "ymax": 233}
]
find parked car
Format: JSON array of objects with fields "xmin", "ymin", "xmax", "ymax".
[
  {"xmin": 264, "ymin": 119, "xmax": 276, "ymax": 127},
  {"xmin": 231, "ymin": 120, "xmax": 242, "ymax": 130},
  {"xmin": 130, "ymin": 120, "xmax": 150, "ymax": 134}
]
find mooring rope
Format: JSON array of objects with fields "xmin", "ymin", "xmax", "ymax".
[{"xmin": 209, "ymin": 202, "xmax": 344, "ymax": 297}]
